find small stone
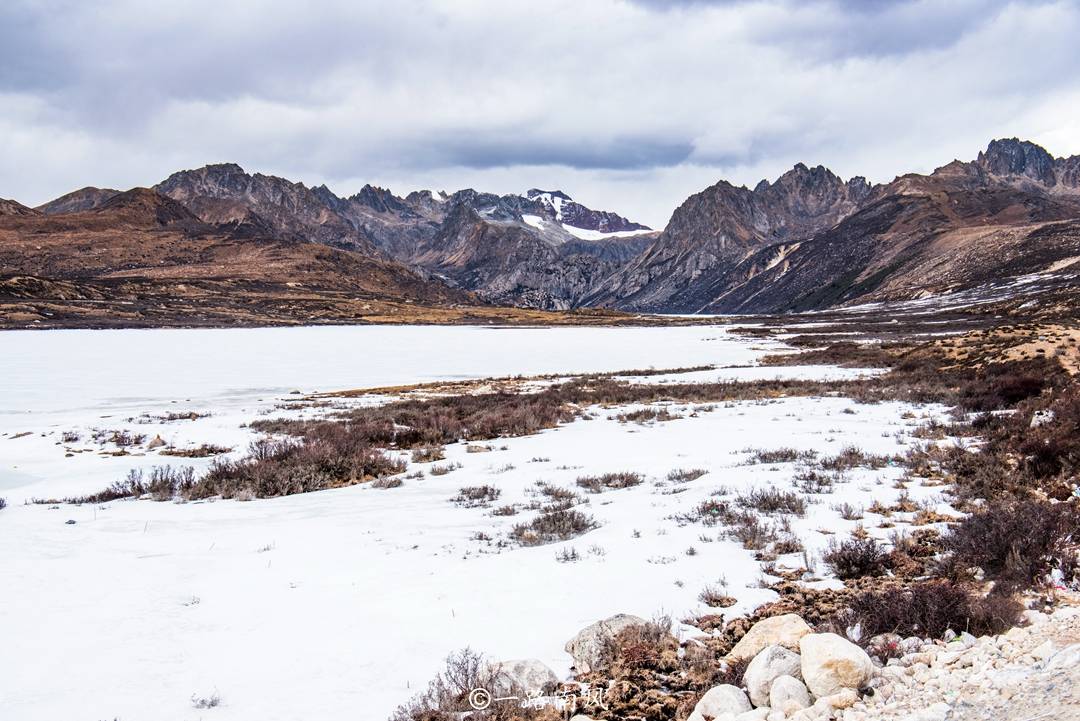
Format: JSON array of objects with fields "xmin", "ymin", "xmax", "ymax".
[
  {"xmin": 1029, "ymin": 640, "xmax": 1054, "ymax": 661},
  {"xmin": 819, "ymin": 688, "xmax": 859, "ymax": 709}
]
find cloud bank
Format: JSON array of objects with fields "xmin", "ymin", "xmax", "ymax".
[{"xmin": 2, "ymin": 0, "xmax": 1079, "ymax": 227}]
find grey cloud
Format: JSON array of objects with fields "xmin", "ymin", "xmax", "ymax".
[{"xmin": 1, "ymin": 0, "xmax": 1079, "ymax": 229}]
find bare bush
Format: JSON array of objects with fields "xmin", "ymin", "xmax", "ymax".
[
  {"xmin": 453, "ymin": 485, "xmax": 501, "ymax": 508},
  {"xmin": 183, "ymin": 433, "xmax": 406, "ymax": 500},
  {"xmin": 822, "ymin": 536, "xmax": 888, "ymax": 580},
  {"xmin": 667, "ymin": 468, "xmax": 707, "ymax": 483},
  {"xmin": 576, "ymin": 472, "xmax": 644, "ymax": 493},
  {"xmin": 512, "ymin": 509, "xmax": 597, "ymax": 546},
  {"xmin": 941, "ymin": 499, "xmax": 1080, "ymax": 591},
  {"xmin": 734, "ymin": 487, "xmax": 807, "ymax": 516},
  {"xmin": 160, "ymin": 444, "xmax": 232, "ymax": 458},
  {"xmin": 833, "ymin": 581, "xmax": 1021, "ymax": 642},
  {"xmin": 390, "ymin": 648, "xmax": 558, "ymax": 721},
  {"xmin": 411, "ymin": 446, "xmax": 445, "ymax": 463},
  {"xmin": 748, "ymin": 448, "xmax": 815, "ymax": 465}
]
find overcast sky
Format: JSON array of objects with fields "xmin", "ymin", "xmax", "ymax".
[{"xmin": 3, "ymin": 0, "xmax": 1080, "ymax": 228}]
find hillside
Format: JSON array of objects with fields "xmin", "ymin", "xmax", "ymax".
[
  {"xmin": 589, "ymin": 139, "xmax": 1080, "ymax": 314},
  {"xmin": 0, "ymin": 188, "xmax": 478, "ymax": 328}
]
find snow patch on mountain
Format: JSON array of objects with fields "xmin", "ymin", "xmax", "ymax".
[{"xmin": 562, "ymin": 224, "xmax": 655, "ymax": 241}]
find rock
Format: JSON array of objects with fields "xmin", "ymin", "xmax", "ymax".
[
  {"xmin": 820, "ymin": 688, "xmax": 859, "ymax": 709},
  {"xmin": 1030, "ymin": 409, "xmax": 1055, "ymax": 427},
  {"xmin": 909, "ymin": 702, "xmax": 952, "ymax": 721},
  {"xmin": 744, "ymin": 645, "xmax": 802, "ymax": 707},
  {"xmin": 569, "ymin": 716, "xmax": 595, "ymax": 721},
  {"xmin": 769, "ymin": 674, "xmax": 811, "ymax": 714},
  {"xmin": 728, "ymin": 614, "xmax": 812, "ymax": 660},
  {"xmin": 490, "ymin": 659, "xmax": 559, "ymax": 695},
  {"xmin": 147, "ymin": 434, "xmax": 166, "ymax": 449},
  {"xmin": 1021, "ymin": 609, "xmax": 1049, "ymax": 626},
  {"xmin": 799, "ymin": 632, "xmax": 874, "ymax": 698},
  {"xmin": 1029, "ymin": 640, "xmax": 1054, "ymax": 661},
  {"xmin": 735, "ymin": 709, "xmax": 771, "ymax": 721},
  {"xmin": 692, "ymin": 684, "xmax": 753, "ymax": 719},
  {"xmin": 1047, "ymin": 643, "xmax": 1080, "ymax": 670},
  {"xmin": 564, "ymin": 613, "xmax": 645, "ymax": 673}
]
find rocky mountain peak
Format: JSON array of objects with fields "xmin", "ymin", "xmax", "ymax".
[{"xmin": 977, "ymin": 138, "xmax": 1057, "ymax": 185}]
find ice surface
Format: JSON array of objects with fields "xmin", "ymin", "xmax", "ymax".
[{"xmin": 0, "ymin": 324, "xmax": 953, "ymax": 721}]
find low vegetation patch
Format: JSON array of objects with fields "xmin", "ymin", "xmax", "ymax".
[
  {"xmin": 822, "ymin": 536, "xmax": 889, "ymax": 580},
  {"xmin": 160, "ymin": 443, "xmax": 232, "ymax": 458},
  {"xmin": 183, "ymin": 434, "xmax": 405, "ymax": 500},
  {"xmin": 941, "ymin": 498, "xmax": 1079, "ymax": 591},
  {"xmin": 452, "ymin": 485, "xmax": 501, "ymax": 508},
  {"xmin": 667, "ymin": 468, "xmax": 707, "ymax": 483},
  {"xmin": 575, "ymin": 471, "xmax": 644, "ymax": 493},
  {"xmin": 390, "ymin": 648, "xmax": 559, "ymax": 721},
  {"xmin": 734, "ymin": 487, "xmax": 807, "ymax": 516},
  {"xmin": 511, "ymin": 508, "xmax": 597, "ymax": 546}
]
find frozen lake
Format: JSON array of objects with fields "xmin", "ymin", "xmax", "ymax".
[
  {"xmin": 1, "ymin": 324, "xmax": 758, "ymax": 416},
  {"xmin": 0, "ymin": 323, "xmax": 940, "ymax": 721}
]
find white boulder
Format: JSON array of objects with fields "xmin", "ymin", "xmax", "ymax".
[
  {"xmin": 799, "ymin": 632, "xmax": 874, "ymax": 697},
  {"xmin": 744, "ymin": 645, "xmax": 802, "ymax": 707},
  {"xmin": 691, "ymin": 684, "xmax": 753, "ymax": 720},
  {"xmin": 490, "ymin": 659, "xmax": 559, "ymax": 695},
  {"xmin": 728, "ymin": 614, "xmax": 812, "ymax": 660},
  {"xmin": 734, "ymin": 709, "xmax": 771, "ymax": 721},
  {"xmin": 769, "ymin": 674, "xmax": 811, "ymax": 714},
  {"xmin": 564, "ymin": 613, "xmax": 646, "ymax": 673}
]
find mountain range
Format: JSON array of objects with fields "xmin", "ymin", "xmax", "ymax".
[{"xmin": 2, "ymin": 138, "xmax": 1079, "ymax": 327}]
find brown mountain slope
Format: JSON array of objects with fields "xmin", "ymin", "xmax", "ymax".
[
  {"xmin": 587, "ymin": 139, "xmax": 1080, "ymax": 314},
  {"xmin": 35, "ymin": 186, "xmax": 120, "ymax": 214},
  {"xmin": 697, "ymin": 147, "xmax": 1080, "ymax": 313},
  {"xmin": 0, "ymin": 188, "xmax": 477, "ymax": 328},
  {"xmin": 0, "ymin": 198, "xmax": 40, "ymax": 216}
]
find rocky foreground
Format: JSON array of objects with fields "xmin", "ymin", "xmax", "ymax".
[{"xmin": 531, "ymin": 597, "xmax": 1080, "ymax": 721}]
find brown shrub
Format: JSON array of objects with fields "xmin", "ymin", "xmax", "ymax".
[
  {"xmin": 511, "ymin": 509, "xmax": 597, "ymax": 546},
  {"xmin": 941, "ymin": 499, "xmax": 1080, "ymax": 592},
  {"xmin": 576, "ymin": 472, "xmax": 644, "ymax": 493},
  {"xmin": 822, "ymin": 536, "xmax": 888, "ymax": 580},
  {"xmin": 834, "ymin": 581, "xmax": 1021, "ymax": 641}
]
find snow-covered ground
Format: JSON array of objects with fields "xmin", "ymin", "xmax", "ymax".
[{"xmin": 0, "ymin": 324, "xmax": 955, "ymax": 721}]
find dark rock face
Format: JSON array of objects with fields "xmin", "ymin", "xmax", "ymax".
[
  {"xmin": 151, "ymin": 164, "xmax": 655, "ymax": 309},
  {"xmin": 586, "ymin": 163, "xmax": 871, "ymax": 311},
  {"xmin": 976, "ymin": 138, "xmax": 1058, "ymax": 186},
  {"xmin": 408, "ymin": 193, "xmax": 655, "ymax": 309},
  {"xmin": 589, "ymin": 138, "xmax": 1080, "ymax": 314},
  {"xmin": 154, "ymin": 164, "xmax": 380, "ymax": 253}
]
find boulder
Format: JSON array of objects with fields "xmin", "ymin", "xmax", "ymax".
[
  {"xmin": 769, "ymin": 674, "xmax": 811, "ymax": 714},
  {"xmin": 799, "ymin": 632, "xmax": 874, "ymax": 697},
  {"xmin": 564, "ymin": 613, "xmax": 645, "ymax": 673},
  {"xmin": 728, "ymin": 614, "xmax": 812, "ymax": 661},
  {"xmin": 734, "ymin": 709, "xmax": 770, "ymax": 721},
  {"xmin": 490, "ymin": 659, "xmax": 559, "ymax": 695},
  {"xmin": 147, "ymin": 434, "xmax": 166, "ymax": 449},
  {"xmin": 690, "ymin": 684, "xmax": 752, "ymax": 720},
  {"xmin": 743, "ymin": 645, "xmax": 802, "ymax": 707}
]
